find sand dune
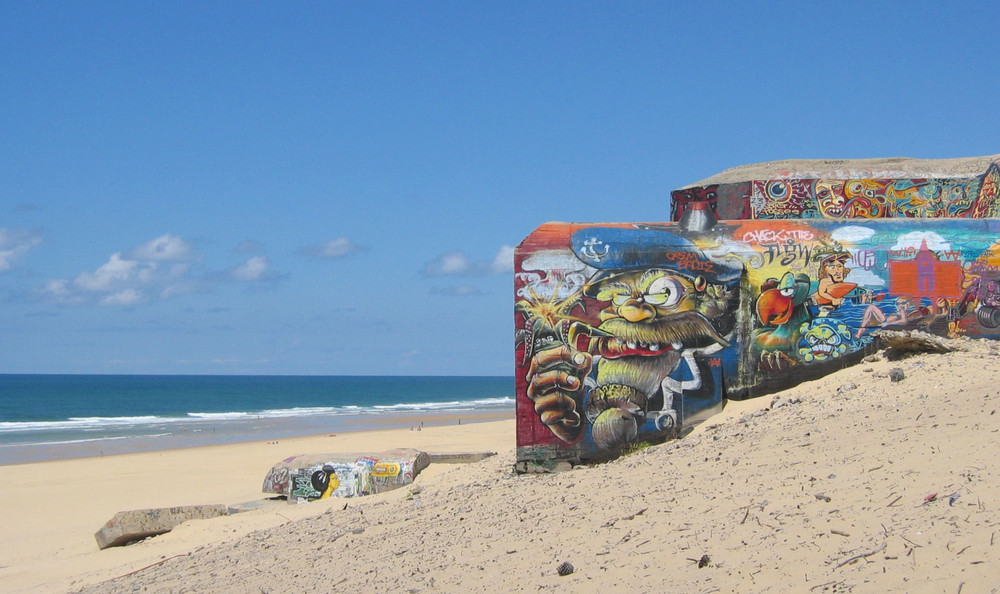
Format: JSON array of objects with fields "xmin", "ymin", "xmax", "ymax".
[{"xmin": 3, "ymin": 337, "xmax": 999, "ymax": 593}]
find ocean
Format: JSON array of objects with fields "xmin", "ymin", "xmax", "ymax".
[{"xmin": 0, "ymin": 375, "xmax": 514, "ymax": 465}]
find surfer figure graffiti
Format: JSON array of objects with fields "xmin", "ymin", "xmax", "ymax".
[{"xmin": 810, "ymin": 253, "xmax": 855, "ymax": 309}]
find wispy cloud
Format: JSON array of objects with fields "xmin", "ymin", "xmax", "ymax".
[
  {"xmin": 491, "ymin": 245, "xmax": 515, "ymax": 274},
  {"xmin": 298, "ymin": 237, "xmax": 366, "ymax": 259},
  {"xmin": 0, "ymin": 227, "xmax": 43, "ymax": 274},
  {"xmin": 422, "ymin": 245, "xmax": 514, "ymax": 276},
  {"xmin": 39, "ymin": 233, "xmax": 279, "ymax": 306},
  {"xmin": 423, "ymin": 251, "xmax": 471, "ymax": 275},
  {"xmin": 129, "ymin": 233, "xmax": 194, "ymax": 262},
  {"xmin": 225, "ymin": 255, "xmax": 276, "ymax": 282}
]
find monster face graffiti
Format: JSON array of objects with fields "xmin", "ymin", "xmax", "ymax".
[{"xmin": 517, "ymin": 227, "xmax": 741, "ymax": 454}]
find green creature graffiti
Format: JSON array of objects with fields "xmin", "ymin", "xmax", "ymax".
[{"xmin": 797, "ymin": 319, "xmax": 851, "ymax": 362}]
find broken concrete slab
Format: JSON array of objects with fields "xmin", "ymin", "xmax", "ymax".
[
  {"xmin": 95, "ymin": 504, "xmax": 229, "ymax": 549},
  {"xmin": 262, "ymin": 448, "xmax": 430, "ymax": 503}
]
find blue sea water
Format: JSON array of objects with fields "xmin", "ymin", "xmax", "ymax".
[{"xmin": 0, "ymin": 375, "xmax": 514, "ymax": 464}]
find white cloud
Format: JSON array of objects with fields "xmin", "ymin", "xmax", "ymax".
[
  {"xmin": 228, "ymin": 256, "xmax": 271, "ymax": 282},
  {"xmin": 101, "ymin": 288, "xmax": 145, "ymax": 306},
  {"xmin": 831, "ymin": 225, "xmax": 876, "ymax": 243},
  {"xmin": 845, "ymin": 267, "xmax": 885, "ymax": 288},
  {"xmin": 490, "ymin": 245, "xmax": 515, "ymax": 274},
  {"xmin": 0, "ymin": 227, "xmax": 42, "ymax": 273},
  {"xmin": 39, "ymin": 233, "xmax": 277, "ymax": 307},
  {"xmin": 424, "ymin": 246, "xmax": 514, "ymax": 276},
  {"xmin": 130, "ymin": 234, "xmax": 195, "ymax": 262},
  {"xmin": 425, "ymin": 251, "xmax": 470, "ymax": 275},
  {"xmin": 41, "ymin": 279, "xmax": 79, "ymax": 305},
  {"xmin": 300, "ymin": 238, "xmax": 366, "ymax": 259},
  {"xmin": 890, "ymin": 231, "xmax": 950, "ymax": 252},
  {"xmin": 74, "ymin": 253, "xmax": 143, "ymax": 291}
]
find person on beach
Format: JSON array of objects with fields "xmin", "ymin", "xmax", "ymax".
[{"xmin": 855, "ymin": 295, "xmax": 917, "ymax": 338}]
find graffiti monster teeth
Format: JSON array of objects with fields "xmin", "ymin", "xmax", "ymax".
[{"xmin": 597, "ymin": 338, "xmax": 680, "ymax": 359}]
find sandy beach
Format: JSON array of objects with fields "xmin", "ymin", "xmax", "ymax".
[{"xmin": 4, "ymin": 336, "xmax": 1000, "ymax": 593}]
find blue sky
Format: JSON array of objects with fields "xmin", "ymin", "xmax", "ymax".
[{"xmin": 1, "ymin": 2, "xmax": 998, "ymax": 375}]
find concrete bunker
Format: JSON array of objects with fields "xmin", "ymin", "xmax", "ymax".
[{"xmin": 514, "ymin": 153, "xmax": 1000, "ymax": 472}]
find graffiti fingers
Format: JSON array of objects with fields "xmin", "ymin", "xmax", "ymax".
[
  {"xmin": 526, "ymin": 345, "xmax": 592, "ymax": 381},
  {"xmin": 525, "ymin": 344, "xmax": 593, "ymax": 442},
  {"xmin": 529, "ymin": 385, "xmax": 585, "ymax": 442},
  {"xmin": 534, "ymin": 393, "xmax": 584, "ymax": 441}
]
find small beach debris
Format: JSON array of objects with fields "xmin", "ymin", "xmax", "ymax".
[
  {"xmin": 888, "ymin": 368, "xmax": 905, "ymax": 383},
  {"xmin": 556, "ymin": 561, "xmax": 574, "ymax": 576},
  {"xmin": 836, "ymin": 382, "xmax": 857, "ymax": 394},
  {"xmin": 949, "ymin": 494, "xmax": 961, "ymax": 506},
  {"xmin": 815, "ymin": 493, "xmax": 832, "ymax": 502},
  {"xmin": 771, "ymin": 395, "xmax": 802, "ymax": 409},
  {"xmin": 835, "ymin": 542, "xmax": 887, "ymax": 569},
  {"xmin": 686, "ymin": 554, "xmax": 712, "ymax": 567},
  {"xmin": 923, "ymin": 492, "xmax": 938, "ymax": 504}
]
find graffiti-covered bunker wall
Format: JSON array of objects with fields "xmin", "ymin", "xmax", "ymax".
[{"xmin": 515, "ymin": 154, "xmax": 1000, "ymax": 472}]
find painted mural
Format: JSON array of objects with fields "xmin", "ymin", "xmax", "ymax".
[
  {"xmin": 516, "ymin": 162, "xmax": 1000, "ymax": 470},
  {"xmin": 670, "ymin": 158, "xmax": 1000, "ymax": 222},
  {"xmin": 263, "ymin": 452, "xmax": 420, "ymax": 502}
]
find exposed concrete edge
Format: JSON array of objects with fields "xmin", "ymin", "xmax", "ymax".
[
  {"xmin": 678, "ymin": 153, "xmax": 1000, "ymax": 188},
  {"xmin": 95, "ymin": 504, "xmax": 229, "ymax": 549},
  {"xmin": 427, "ymin": 451, "xmax": 497, "ymax": 464}
]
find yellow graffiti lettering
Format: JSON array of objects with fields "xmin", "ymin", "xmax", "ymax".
[{"xmin": 371, "ymin": 462, "xmax": 401, "ymax": 477}]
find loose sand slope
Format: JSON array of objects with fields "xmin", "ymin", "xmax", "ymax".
[{"xmin": 69, "ymin": 337, "xmax": 1000, "ymax": 592}]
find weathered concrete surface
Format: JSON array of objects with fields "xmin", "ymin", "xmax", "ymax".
[
  {"xmin": 427, "ymin": 451, "xmax": 497, "ymax": 464},
  {"xmin": 679, "ymin": 153, "xmax": 1000, "ymax": 188},
  {"xmin": 95, "ymin": 504, "xmax": 229, "ymax": 549},
  {"xmin": 261, "ymin": 448, "xmax": 430, "ymax": 502},
  {"xmin": 670, "ymin": 153, "xmax": 1000, "ymax": 221}
]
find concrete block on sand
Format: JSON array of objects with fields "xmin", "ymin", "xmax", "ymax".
[
  {"xmin": 95, "ymin": 504, "xmax": 229, "ymax": 549},
  {"xmin": 261, "ymin": 448, "xmax": 431, "ymax": 502}
]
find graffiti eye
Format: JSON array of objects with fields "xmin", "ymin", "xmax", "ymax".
[
  {"xmin": 766, "ymin": 181, "xmax": 788, "ymax": 199},
  {"xmin": 612, "ymin": 294, "xmax": 631, "ymax": 306},
  {"xmin": 780, "ymin": 287, "xmax": 794, "ymax": 297},
  {"xmin": 644, "ymin": 277, "xmax": 682, "ymax": 307}
]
